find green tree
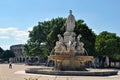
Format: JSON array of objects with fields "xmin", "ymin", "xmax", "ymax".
[
  {"xmin": 95, "ymin": 31, "xmax": 120, "ymax": 59},
  {"xmin": 75, "ymin": 20, "xmax": 96, "ymax": 56},
  {"xmin": 46, "ymin": 18, "xmax": 66, "ymax": 54},
  {"xmin": 0, "ymin": 47, "xmax": 4, "ymax": 58},
  {"xmin": 24, "ymin": 41, "xmax": 47, "ymax": 59},
  {"xmin": 1, "ymin": 50, "xmax": 15, "ymax": 61},
  {"xmin": 24, "ymin": 44, "xmax": 32, "ymax": 57},
  {"xmin": 25, "ymin": 17, "xmax": 96, "ymax": 58},
  {"xmin": 24, "ymin": 22, "xmax": 48, "ymax": 58},
  {"xmin": 25, "ymin": 18, "xmax": 66, "ymax": 56}
]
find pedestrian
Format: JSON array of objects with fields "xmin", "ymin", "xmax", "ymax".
[{"xmin": 9, "ymin": 63, "xmax": 12, "ymax": 69}]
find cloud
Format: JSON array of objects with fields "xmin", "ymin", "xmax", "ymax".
[
  {"xmin": 0, "ymin": 27, "xmax": 30, "ymax": 49},
  {"xmin": 0, "ymin": 36, "xmax": 10, "ymax": 39},
  {"xmin": 0, "ymin": 27, "xmax": 29, "ymax": 41},
  {"xmin": 0, "ymin": 27, "xmax": 17, "ymax": 34},
  {"xmin": 10, "ymin": 28, "xmax": 29, "ymax": 42}
]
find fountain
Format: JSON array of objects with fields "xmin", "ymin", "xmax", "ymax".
[
  {"xmin": 48, "ymin": 10, "xmax": 93, "ymax": 71},
  {"xmin": 25, "ymin": 10, "xmax": 118, "ymax": 76}
]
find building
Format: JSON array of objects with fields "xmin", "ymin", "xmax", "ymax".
[
  {"xmin": 10, "ymin": 44, "xmax": 25, "ymax": 63},
  {"xmin": 10, "ymin": 44, "xmax": 24, "ymax": 57},
  {"xmin": 10, "ymin": 44, "xmax": 39, "ymax": 64}
]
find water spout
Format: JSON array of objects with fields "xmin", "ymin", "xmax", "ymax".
[{"xmin": 84, "ymin": 48, "xmax": 88, "ymax": 56}]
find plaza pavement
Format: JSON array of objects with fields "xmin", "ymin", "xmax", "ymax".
[{"xmin": 0, "ymin": 64, "xmax": 120, "ymax": 80}]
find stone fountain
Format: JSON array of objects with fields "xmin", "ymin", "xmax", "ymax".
[
  {"xmin": 48, "ymin": 10, "xmax": 93, "ymax": 71},
  {"xmin": 25, "ymin": 10, "xmax": 118, "ymax": 76}
]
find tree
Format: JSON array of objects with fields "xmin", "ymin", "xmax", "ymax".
[
  {"xmin": 95, "ymin": 31, "xmax": 120, "ymax": 60},
  {"xmin": 24, "ymin": 44, "xmax": 32, "ymax": 57},
  {"xmin": 46, "ymin": 18, "xmax": 96, "ymax": 56},
  {"xmin": 24, "ymin": 43, "xmax": 47, "ymax": 59},
  {"xmin": 46, "ymin": 18, "xmax": 66, "ymax": 54},
  {"xmin": 75, "ymin": 20, "xmax": 96, "ymax": 56},
  {"xmin": 24, "ymin": 22, "xmax": 48, "ymax": 59},
  {"xmin": 0, "ymin": 47, "xmax": 4, "ymax": 58},
  {"xmin": 1, "ymin": 50, "xmax": 15, "ymax": 61},
  {"xmin": 25, "ymin": 17, "xmax": 96, "ymax": 58},
  {"xmin": 25, "ymin": 18, "xmax": 66, "ymax": 57}
]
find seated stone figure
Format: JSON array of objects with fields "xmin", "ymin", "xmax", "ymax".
[
  {"xmin": 76, "ymin": 34, "xmax": 85, "ymax": 54},
  {"xmin": 55, "ymin": 34, "xmax": 67, "ymax": 55},
  {"xmin": 67, "ymin": 33, "xmax": 76, "ymax": 50},
  {"xmin": 57, "ymin": 34, "xmax": 63, "ymax": 42},
  {"xmin": 71, "ymin": 41, "xmax": 77, "ymax": 51}
]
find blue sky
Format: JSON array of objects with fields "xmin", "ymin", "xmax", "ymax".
[{"xmin": 0, "ymin": 0, "xmax": 120, "ymax": 50}]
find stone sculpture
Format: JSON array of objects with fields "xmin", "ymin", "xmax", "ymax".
[
  {"xmin": 65, "ymin": 10, "xmax": 75, "ymax": 32},
  {"xmin": 54, "ymin": 10, "xmax": 84, "ymax": 55},
  {"xmin": 49, "ymin": 10, "xmax": 93, "ymax": 71}
]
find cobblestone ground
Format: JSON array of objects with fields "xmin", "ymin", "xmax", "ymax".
[{"xmin": 0, "ymin": 64, "xmax": 120, "ymax": 80}]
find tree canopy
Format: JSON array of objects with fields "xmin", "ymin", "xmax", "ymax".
[
  {"xmin": 24, "ymin": 17, "xmax": 96, "ymax": 58},
  {"xmin": 75, "ymin": 20, "xmax": 96, "ymax": 56},
  {"xmin": 24, "ymin": 17, "xmax": 120, "ymax": 61},
  {"xmin": 0, "ymin": 48, "xmax": 15, "ymax": 61},
  {"xmin": 95, "ymin": 31, "xmax": 120, "ymax": 60},
  {"xmin": 0, "ymin": 47, "xmax": 4, "ymax": 59}
]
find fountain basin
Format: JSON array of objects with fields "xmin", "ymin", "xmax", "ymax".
[
  {"xmin": 25, "ymin": 68, "xmax": 118, "ymax": 76},
  {"xmin": 48, "ymin": 55, "xmax": 93, "ymax": 62},
  {"xmin": 48, "ymin": 55, "xmax": 93, "ymax": 71}
]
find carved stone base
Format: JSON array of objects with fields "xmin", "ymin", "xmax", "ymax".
[{"xmin": 48, "ymin": 55, "xmax": 93, "ymax": 71}]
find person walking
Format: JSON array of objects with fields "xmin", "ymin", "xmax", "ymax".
[{"xmin": 9, "ymin": 63, "xmax": 12, "ymax": 69}]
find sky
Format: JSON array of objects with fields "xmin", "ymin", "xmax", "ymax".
[{"xmin": 0, "ymin": 0, "xmax": 120, "ymax": 50}]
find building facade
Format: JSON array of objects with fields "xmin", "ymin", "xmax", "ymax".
[
  {"xmin": 10, "ymin": 44, "xmax": 25, "ymax": 63},
  {"xmin": 10, "ymin": 44, "xmax": 39, "ymax": 64}
]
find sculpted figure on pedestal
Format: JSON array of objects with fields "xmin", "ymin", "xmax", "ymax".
[
  {"xmin": 65, "ymin": 10, "xmax": 75, "ymax": 32},
  {"xmin": 58, "ymin": 34, "xmax": 63, "ymax": 42},
  {"xmin": 55, "ymin": 34, "xmax": 67, "ymax": 54}
]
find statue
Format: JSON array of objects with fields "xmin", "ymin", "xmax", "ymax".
[
  {"xmin": 58, "ymin": 34, "xmax": 63, "ymax": 42},
  {"xmin": 55, "ymin": 34, "xmax": 67, "ymax": 54},
  {"xmin": 65, "ymin": 10, "xmax": 75, "ymax": 32},
  {"xmin": 48, "ymin": 10, "xmax": 94, "ymax": 71},
  {"xmin": 71, "ymin": 41, "xmax": 77, "ymax": 51},
  {"xmin": 77, "ymin": 34, "xmax": 82, "ymax": 41},
  {"xmin": 76, "ymin": 34, "xmax": 85, "ymax": 54},
  {"xmin": 68, "ymin": 35, "xmax": 73, "ymax": 45}
]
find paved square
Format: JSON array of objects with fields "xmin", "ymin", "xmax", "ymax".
[{"xmin": 0, "ymin": 64, "xmax": 120, "ymax": 80}]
